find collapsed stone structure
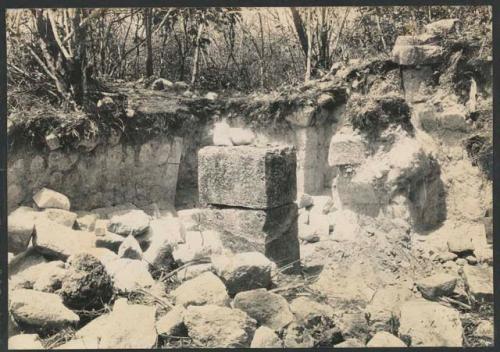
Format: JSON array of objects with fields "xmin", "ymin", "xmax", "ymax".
[{"xmin": 197, "ymin": 145, "xmax": 300, "ymax": 269}]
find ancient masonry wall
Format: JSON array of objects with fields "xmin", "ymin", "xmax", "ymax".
[{"xmin": 7, "ymin": 136, "xmax": 183, "ymax": 212}]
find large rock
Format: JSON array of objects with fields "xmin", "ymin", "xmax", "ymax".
[
  {"xmin": 107, "ymin": 209, "xmax": 150, "ymax": 236},
  {"xmin": 33, "ymin": 188, "xmax": 70, "ymax": 210},
  {"xmin": 328, "ymin": 128, "xmax": 366, "ymax": 166},
  {"xmin": 33, "ymin": 220, "xmax": 95, "ymax": 260},
  {"xmin": 462, "ymin": 265, "xmax": 493, "ymax": 304},
  {"xmin": 176, "ymin": 263, "xmax": 213, "ymax": 282},
  {"xmin": 233, "ymin": 289, "xmax": 294, "ymax": 330},
  {"xmin": 156, "ymin": 306, "xmax": 186, "ymax": 336},
  {"xmin": 365, "ymin": 285, "xmax": 413, "ymax": 330},
  {"xmin": 60, "ymin": 253, "xmax": 114, "ymax": 311},
  {"xmin": 198, "ymin": 146, "xmax": 297, "ymax": 209},
  {"xmin": 74, "ymin": 299, "xmax": 157, "ymax": 349},
  {"xmin": 250, "ymin": 326, "xmax": 282, "ymax": 347},
  {"xmin": 105, "ymin": 258, "xmax": 155, "ymax": 292},
  {"xmin": 366, "ymin": 331, "xmax": 406, "ymax": 347},
  {"xmin": 75, "ymin": 212, "xmax": 98, "ymax": 231},
  {"xmin": 8, "ymin": 248, "xmax": 47, "ymax": 278},
  {"xmin": 9, "ymin": 289, "xmax": 79, "ymax": 331},
  {"xmin": 416, "ymin": 273, "xmax": 457, "ymax": 299},
  {"xmin": 211, "ymin": 252, "xmax": 272, "ymax": 296},
  {"xmin": 289, "ymin": 297, "xmax": 335, "ymax": 322},
  {"xmin": 8, "ymin": 207, "xmax": 37, "ymax": 254},
  {"xmin": 199, "ymin": 204, "xmax": 300, "ymax": 269},
  {"xmin": 172, "ymin": 230, "xmax": 224, "ymax": 264},
  {"xmin": 424, "ymin": 18, "xmax": 459, "ymax": 35},
  {"xmin": 171, "ymin": 271, "xmax": 229, "ymax": 307},
  {"xmin": 142, "ymin": 217, "xmax": 185, "ymax": 269},
  {"xmin": 399, "ymin": 299, "xmax": 463, "ymax": 346},
  {"xmin": 118, "ymin": 235, "xmax": 143, "ymax": 259},
  {"xmin": 392, "ymin": 44, "xmax": 443, "ymax": 66},
  {"xmin": 183, "ymin": 305, "xmax": 257, "ymax": 347},
  {"xmin": 8, "ymin": 334, "xmax": 44, "ymax": 349},
  {"xmin": 10, "ymin": 260, "xmax": 66, "ymax": 292},
  {"xmin": 39, "ymin": 208, "xmax": 77, "ymax": 227},
  {"xmin": 229, "ymin": 127, "xmax": 256, "ymax": 146}
]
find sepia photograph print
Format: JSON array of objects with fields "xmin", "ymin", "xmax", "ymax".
[{"xmin": 4, "ymin": 4, "xmax": 494, "ymax": 349}]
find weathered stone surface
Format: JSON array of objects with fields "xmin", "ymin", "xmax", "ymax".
[
  {"xmin": 230, "ymin": 127, "xmax": 256, "ymax": 146},
  {"xmin": 177, "ymin": 208, "xmax": 203, "ymax": 231},
  {"xmin": 9, "ymin": 289, "xmax": 79, "ymax": 331},
  {"xmin": 365, "ymin": 285, "xmax": 413, "ymax": 329},
  {"xmin": 462, "ymin": 265, "xmax": 493, "ymax": 304},
  {"xmin": 92, "ymin": 203, "xmax": 138, "ymax": 219},
  {"xmin": 394, "ymin": 34, "xmax": 439, "ymax": 46},
  {"xmin": 289, "ymin": 297, "xmax": 335, "ymax": 322},
  {"xmin": 152, "ymin": 78, "xmax": 173, "ymax": 90},
  {"xmin": 172, "ymin": 271, "xmax": 229, "ymax": 307},
  {"xmin": 156, "ymin": 306, "xmax": 186, "ymax": 336},
  {"xmin": 424, "ymin": 18, "xmax": 459, "ymax": 35},
  {"xmin": 251, "ymin": 326, "xmax": 282, "ymax": 348},
  {"xmin": 297, "ymin": 193, "xmax": 314, "ymax": 209},
  {"xmin": 285, "ymin": 105, "xmax": 316, "ymax": 127},
  {"xmin": 212, "ymin": 252, "xmax": 272, "ymax": 296},
  {"xmin": 118, "ymin": 235, "xmax": 143, "ymax": 259},
  {"xmin": 33, "ymin": 187, "xmax": 70, "ymax": 210},
  {"xmin": 107, "ymin": 209, "xmax": 150, "ymax": 236},
  {"xmin": 367, "ymin": 332, "xmax": 406, "ymax": 347},
  {"xmin": 105, "ymin": 258, "xmax": 155, "ymax": 292},
  {"xmin": 474, "ymin": 320, "xmax": 493, "ymax": 339},
  {"xmin": 213, "ymin": 120, "xmax": 233, "ymax": 146},
  {"xmin": 60, "ymin": 253, "xmax": 114, "ymax": 311},
  {"xmin": 233, "ymin": 289, "xmax": 294, "ymax": 330},
  {"xmin": 448, "ymin": 234, "xmax": 474, "ymax": 254},
  {"xmin": 142, "ymin": 217, "xmax": 185, "ymax": 267},
  {"xmin": 33, "ymin": 220, "xmax": 95, "ymax": 260},
  {"xmin": 8, "ymin": 248, "xmax": 47, "ymax": 278},
  {"xmin": 184, "ymin": 305, "xmax": 257, "ymax": 347},
  {"xmin": 328, "ymin": 128, "xmax": 366, "ymax": 166},
  {"xmin": 75, "ymin": 212, "xmax": 98, "ymax": 231},
  {"xmin": 39, "ymin": 208, "xmax": 78, "ymax": 227},
  {"xmin": 10, "ymin": 260, "xmax": 66, "ymax": 292},
  {"xmin": 283, "ymin": 322, "xmax": 315, "ymax": 348},
  {"xmin": 399, "ymin": 299, "xmax": 463, "ymax": 347},
  {"xmin": 95, "ymin": 230, "xmax": 125, "ymax": 252},
  {"xmin": 172, "ymin": 230, "xmax": 224, "ymax": 264},
  {"xmin": 199, "ymin": 204, "xmax": 299, "ymax": 268},
  {"xmin": 416, "ymin": 273, "xmax": 457, "ymax": 299},
  {"xmin": 74, "ymin": 299, "xmax": 157, "ymax": 349},
  {"xmin": 198, "ymin": 146, "xmax": 297, "ymax": 209},
  {"xmin": 8, "ymin": 207, "xmax": 37, "ymax": 254},
  {"xmin": 8, "ymin": 334, "xmax": 44, "ymax": 350},
  {"xmin": 299, "ymin": 223, "xmax": 320, "ymax": 243},
  {"xmin": 392, "ymin": 44, "xmax": 443, "ymax": 66}
]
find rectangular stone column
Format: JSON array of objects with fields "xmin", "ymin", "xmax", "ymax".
[{"xmin": 198, "ymin": 145, "xmax": 299, "ymax": 270}]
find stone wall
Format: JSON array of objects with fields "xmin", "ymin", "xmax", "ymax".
[{"xmin": 8, "ymin": 136, "xmax": 183, "ymax": 212}]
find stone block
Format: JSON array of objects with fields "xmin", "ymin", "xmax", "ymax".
[
  {"xmin": 462, "ymin": 265, "xmax": 493, "ymax": 304},
  {"xmin": 8, "ymin": 207, "xmax": 37, "ymax": 254},
  {"xmin": 424, "ymin": 18, "xmax": 459, "ymax": 36},
  {"xmin": 198, "ymin": 146, "xmax": 297, "ymax": 209},
  {"xmin": 394, "ymin": 34, "xmax": 439, "ymax": 47},
  {"xmin": 328, "ymin": 128, "xmax": 366, "ymax": 166},
  {"xmin": 392, "ymin": 44, "xmax": 443, "ymax": 66},
  {"xmin": 199, "ymin": 204, "xmax": 299, "ymax": 268}
]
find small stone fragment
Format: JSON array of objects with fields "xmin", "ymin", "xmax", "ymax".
[{"xmin": 107, "ymin": 209, "xmax": 150, "ymax": 236}]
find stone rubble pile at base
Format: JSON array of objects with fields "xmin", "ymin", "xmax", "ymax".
[{"xmin": 7, "ymin": 17, "xmax": 493, "ymax": 349}]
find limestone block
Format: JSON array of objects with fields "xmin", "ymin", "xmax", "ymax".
[
  {"xmin": 424, "ymin": 18, "xmax": 460, "ymax": 36},
  {"xmin": 392, "ymin": 44, "xmax": 443, "ymax": 66},
  {"xmin": 462, "ymin": 265, "xmax": 493, "ymax": 304},
  {"xmin": 198, "ymin": 146, "xmax": 297, "ymax": 209},
  {"xmin": 199, "ymin": 204, "xmax": 299, "ymax": 268},
  {"xmin": 8, "ymin": 207, "xmax": 37, "ymax": 254}
]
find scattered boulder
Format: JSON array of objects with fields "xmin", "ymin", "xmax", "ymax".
[
  {"xmin": 365, "ymin": 285, "xmax": 413, "ymax": 330},
  {"xmin": 173, "ymin": 81, "xmax": 189, "ymax": 91},
  {"xmin": 416, "ymin": 273, "xmax": 457, "ymax": 300},
  {"xmin": 183, "ymin": 305, "xmax": 257, "ymax": 347},
  {"xmin": 447, "ymin": 234, "xmax": 474, "ymax": 254},
  {"xmin": 152, "ymin": 78, "xmax": 173, "ymax": 90},
  {"xmin": 250, "ymin": 326, "xmax": 282, "ymax": 348},
  {"xmin": 424, "ymin": 18, "xmax": 459, "ymax": 35},
  {"xmin": 171, "ymin": 271, "xmax": 229, "ymax": 307},
  {"xmin": 75, "ymin": 212, "xmax": 98, "ymax": 231},
  {"xmin": 118, "ymin": 235, "xmax": 143, "ymax": 260},
  {"xmin": 45, "ymin": 133, "xmax": 61, "ymax": 151},
  {"xmin": 336, "ymin": 312, "xmax": 370, "ymax": 341},
  {"xmin": 172, "ymin": 230, "xmax": 224, "ymax": 264},
  {"xmin": 205, "ymin": 91, "xmax": 218, "ymax": 100},
  {"xmin": 399, "ymin": 299, "xmax": 463, "ymax": 346},
  {"xmin": 462, "ymin": 264, "xmax": 493, "ymax": 304},
  {"xmin": 366, "ymin": 331, "xmax": 406, "ymax": 347},
  {"xmin": 60, "ymin": 253, "xmax": 114, "ymax": 311},
  {"xmin": 107, "ymin": 209, "xmax": 150, "ymax": 236},
  {"xmin": 177, "ymin": 208, "xmax": 203, "ymax": 231},
  {"xmin": 392, "ymin": 44, "xmax": 443, "ymax": 66},
  {"xmin": 33, "ymin": 220, "xmax": 95, "ymax": 260},
  {"xmin": 8, "ymin": 248, "xmax": 47, "ymax": 278},
  {"xmin": 74, "ymin": 299, "xmax": 157, "ymax": 349},
  {"xmin": 39, "ymin": 208, "xmax": 77, "ymax": 227},
  {"xmin": 33, "ymin": 188, "xmax": 70, "ymax": 210},
  {"xmin": 299, "ymin": 223, "xmax": 320, "ymax": 243},
  {"xmin": 10, "ymin": 260, "xmax": 66, "ymax": 292},
  {"xmin": 233, "ymin": 288, "xmax": 294, "ymax": 330},
  {"xmin": 289, "ymin": 297, "xmax": 335, "ymax": 322},
  {"xmin": 8, "ymin": 207, "xmax": 37, "ymax": 254},
  {"xmin": 474, "ymin": 320, "xmax": 493, "ymax": 339},
  {"xmin": 156, "ymin": 305, "xmax": 186, "ymax": 336},
  {"xmin": 297, "ymin": 193, "xmax": 314, "ymax": 208},
  {"xmin": 105, "ymin": 258, "xmax": 155, "ymax": 293},
  {"xmin": 142, "ymin": 217, "xmax": 184, "ymax": 269},
  {"xmin": 212, "ymin": 251, "xmax": 272, "ymax": 296},
  {"xmin": 229, "ymin": 127, "xmax": 256, "ymax": 146},
  {"xmin": 8, "ymin": 334, "xmax": 44, "ymax": 349},
  {"xmin": 9, "ymin": 289, "xmax": 79, "ymax": 331}
]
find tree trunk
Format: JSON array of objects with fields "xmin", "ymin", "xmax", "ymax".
[
  {"xmin": 290, "ymin": 7, "xmax": 308, "ymax": 59},
  {"xmin": 144, "ymin": 8, "xmax": 154, "ymax": 77},
  {"xmin": 305, "ymin": 9, "xmax": 312, "ymax": 82},
  {"xmin": 191, "ymin": 22, "xmax": 204, "ymax": 87}
]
